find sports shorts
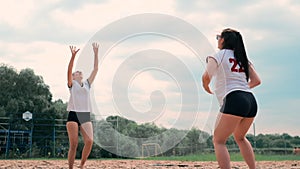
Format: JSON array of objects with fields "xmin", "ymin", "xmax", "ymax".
[
  {"xmin": 220, "ymin": 90, "xmax": 258, "ymax": 118},
  {"xmin": 67, "ymin": 111, "xmax": 91, "ymax": 126}
]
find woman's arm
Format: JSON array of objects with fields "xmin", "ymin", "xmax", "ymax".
[
  {"xmin": 248, "ymin": 64, "xmax": 261, "ymax": 89},
  {"xmin": 88, "ymin": 42, "xmax": 99, "ymax": 85},
  {"xmin": 67, "ymin": 46, "xmax": 80, "ymax": 87},
  {"xmin": 202, "ymin": 57, "xmax": 217, "ymax": 94}
]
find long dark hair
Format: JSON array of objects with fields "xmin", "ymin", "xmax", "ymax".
[{"xmin": 221, "ymin": 28, "xmax": 249, "ymax": 81}]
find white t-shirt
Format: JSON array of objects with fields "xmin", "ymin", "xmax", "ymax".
[
  {"xmin": 207, "ymin": 49, "xmax": 251, "ymax": 106},
  {"xmin": 67, "ymin": 80, "xmax": 91, "ymax": 112}
]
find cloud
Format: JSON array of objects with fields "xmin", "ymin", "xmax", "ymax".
[
  {"xmin": 0, "ymin": 0, "xmax": 36, "ymax": 28},
  {"xmin": 0, "ymin": 40, "xmax": 76, "ymax": 101},
  {"xmin": 50, "ymin": 0, "xmax": 177, "ymax": 33}
]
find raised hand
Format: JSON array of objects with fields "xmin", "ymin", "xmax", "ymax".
[
  {"xmin": 69, "ymin": 46, "xmax": 80, "ymax": 56},
  {"xmin": 92, "ymin": 43, "xmax": 99, "ymax": 55},
  {"xmin": 68, "ymin": 45, "xmax": 80, "ymax": 87},
  {"xmin": 88, "ymin": 42, "xmax": 99, "ymax": 85}
]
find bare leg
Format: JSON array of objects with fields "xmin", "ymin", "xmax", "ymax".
[
  {"xmin": 79, "ymin": 122, "xmax": 93, "ymax": 168},
  {"xmin": 213, "ymin": 113, "xmax": 242, "ymax": 169},
  {"xmin": 233, "ymin": 118, "xmax": 256, "ymax": 169},
  {"xmin": 66, "ymin": 122, "xmax": 79, "ymax": 169}
]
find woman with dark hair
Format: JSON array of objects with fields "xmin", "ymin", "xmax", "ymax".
[
  {"xmin": 67, "ymin": 43, "xmax": 99, "ymax": 169},
  {"xmin": 202, "ymin": 28, "xmax": 261, "ymax": 169}
]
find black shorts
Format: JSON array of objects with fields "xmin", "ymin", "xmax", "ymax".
[
  {"xmin": 220, "ymin": 90, "xmax": 258, "ymax": 118},
  {"xmin": 67, "ymin": 111, "xmax": 91, "ymax": 126}
]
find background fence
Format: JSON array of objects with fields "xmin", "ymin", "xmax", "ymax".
[
  {"xmin": 0, "ymin": 115, "xmax": 68, "ymax": 158},
  {"xmin": 0, "ymin": 113, "xmax": 299, "ymax": 159}
]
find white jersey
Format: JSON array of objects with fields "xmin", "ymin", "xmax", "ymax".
[
  {"xmin": 67, "ymin": 80, "xmax": 91, "ymax": 112},
  {"xmin": 208, "ymin": 49, "xmax": 251, "ymax": 106}
]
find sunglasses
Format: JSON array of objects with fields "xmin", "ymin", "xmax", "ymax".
[{"xmin": 216, "ymin": 35, "xmax": 222, "ymax": 40}]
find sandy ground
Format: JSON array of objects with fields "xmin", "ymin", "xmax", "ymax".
[{"xmin": 0, "ymin": 160, "xmax": 299, "ymax": 169}]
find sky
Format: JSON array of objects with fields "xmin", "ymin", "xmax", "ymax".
[{"xmin": 0, "ymin": 0, "xmax": 299, "ymax": 136}]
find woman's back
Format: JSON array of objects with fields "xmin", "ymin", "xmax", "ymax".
[{"xmin": 213, "ymin": 49, "xmax": 250, "ymax": 105}]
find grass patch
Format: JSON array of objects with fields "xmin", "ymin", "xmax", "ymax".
[
  {"xmin": 254, "ymin": 154, "xmax": 300, "ymax": 161},
  {"xmin": 145, "ymin": 154, "xmax": 216, "ymax": 161},
  {"xmin": 145, "ymin": 153, "xmax": 300, "ymax": 161},
  {"xmin": 1, "ymin": 154, "xmax": 300, "ymax": 162}
]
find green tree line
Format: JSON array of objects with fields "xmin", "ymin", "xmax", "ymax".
[{"xmin": 0, "ymin": 64, "xmax": 299, "ymax": 158}]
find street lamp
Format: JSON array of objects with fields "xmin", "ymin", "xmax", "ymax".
[{"xmin": 23, "ymin": 111, "xmax": 33, "ymax": 157}]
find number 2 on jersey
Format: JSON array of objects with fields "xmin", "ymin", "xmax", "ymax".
[{"xmin": 229, "ymin": 58, "xmax": 245, "ymax": 72}]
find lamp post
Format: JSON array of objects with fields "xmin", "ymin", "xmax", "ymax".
[
  {"xmin": 23, "ymin": 111, "xmax": 33, "ymax": 157},
  {"xmin": 253, "ymin": 122, "xmax": 256, "ymax": 151},
  {"xmin": 5, "ymin": 119, "xmax": 11, "ymax": 159}
]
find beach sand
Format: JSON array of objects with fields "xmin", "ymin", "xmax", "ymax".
[{"xmin": 0, "ymin": 159, "xmax": 299, "ymax": 169}]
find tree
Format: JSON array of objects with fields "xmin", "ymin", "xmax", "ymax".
[
  {"xmin": 290, "ymin": 136, "xmax": 300, "ymax": 147},
  {"xmin": 0, "ymin": 64, "xmax": 18, "ymax": 109},
  {"xmin": 0, "ymin": 106, "xmax": 5, "ymax": 117},
  {"xmin": 0, "ymin": 65, "xmax": 53, "ymax": 115},
  {"xmin": 0, "ymin": 64, "xmax": 57, "ymax": 157},
  {"xmin": 161, "ymin": 128, "xmax": 186, "ymax": 155},
  {"xmin": 16, "ymin": 68, "xmax": 52, "ymax": 112},
  {"xmin": 183, "ymin": 128, "xmax": 209, "ymax": 154}
]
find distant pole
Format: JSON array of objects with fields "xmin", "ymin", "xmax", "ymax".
[
  {"xmin": 29, "ymin": 114, "xmax": 34, "ymax": 157},
  {"xmin": 5, "ymin": 123, "xmax": 11, "ymax": 159},
  {"xmin": 53, "ymin": 119, "xmax": 56, "ymax": 157},
  {"xmin": 116, "ymin": 116, "xmax": 119, "ymax": 156},
  {"xmin": 142, "ymin": 145, "xmax": 144, "ymax": 158},
  {"xmin": 253, "ymin": 122, "xmax": 256, "ymax": 151},
  {"xmin": 283, "ymin": 135, "xmax": 287, "ymax": 155}
]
